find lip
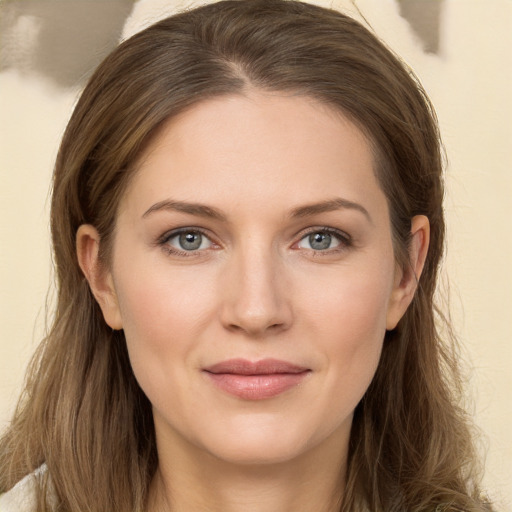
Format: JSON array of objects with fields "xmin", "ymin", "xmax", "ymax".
[{"xmin": 203, "ymin": 358, "xmax": 311, "ymax": 400}]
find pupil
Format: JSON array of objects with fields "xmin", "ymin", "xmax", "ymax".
[
  {"xmin": 310, "ymin": 232, "xmax": 331, "ymax": 250},
  {"xmin": 179, "ymin": 232, "xmax": 202, "ymax": 250}
]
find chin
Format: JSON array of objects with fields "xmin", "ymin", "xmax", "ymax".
[
  {"xmin": 189, "ymin": 412, "xmax": 343, "ymax": 467},
  {"xmin": 206, "ymin": 438, "xmax": 310, "ymax": 467}
]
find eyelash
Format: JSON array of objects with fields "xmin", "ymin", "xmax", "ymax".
[
  {"xmin": 157, "ymin": 227, "xmax": 217, "ymax": 257},
  {"xmin": 157, "ymin": 226, "xmax": 352, "ymax": 257},
  {"xmin": 295, "ymin": 227, "xmax": 352, "ymax": 255}
]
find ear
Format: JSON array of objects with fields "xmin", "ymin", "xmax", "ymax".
[
  {"xmin": 76, "ymin": 224, "xmax": 123, "ymax": 330},
  {"xmin": 386, "ymin": 215, "xmax": 430, "ymax": 330}
]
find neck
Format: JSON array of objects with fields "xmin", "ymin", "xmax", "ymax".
[{"xmin": 148, "ymin": 430, "xmax": 348, "ymax": 512}]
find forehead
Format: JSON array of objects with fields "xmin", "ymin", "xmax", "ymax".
[{"xmin": 121, "ymin": 92, "xmax": 387, "ymax": 221}]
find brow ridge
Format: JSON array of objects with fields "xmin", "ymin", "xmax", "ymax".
[
  {"xmin": 290, "ymin": 198, "xmax": 372, "ymax": 223},
  {"xmin": 142, "ymin": 200, "xmax": 226, "ymax": 221},
  {"xmin": 142, "ymin": 197, "xmax": 371, "ymax": 223}
]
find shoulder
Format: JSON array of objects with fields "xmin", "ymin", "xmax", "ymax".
[{"xmin": 0, "ymin": 466, "xmax": 46, "ymax": 512}]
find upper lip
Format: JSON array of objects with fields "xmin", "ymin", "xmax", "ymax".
[{"xmin": 203, "ymin": 358, "xmax": 310, "ymax": 375}]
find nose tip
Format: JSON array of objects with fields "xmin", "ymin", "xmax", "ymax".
[
  {"xmin": 219, "ymin": 254, "xmax": 292, "ymax": 337},
  {"xmin": 224, "ymin": 304, "xmax": 289, "ymax": 336}
]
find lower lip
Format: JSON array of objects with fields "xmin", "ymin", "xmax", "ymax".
[{"xmin": 204, "ymin": 372, "xmax": 310, "ymax": 400}]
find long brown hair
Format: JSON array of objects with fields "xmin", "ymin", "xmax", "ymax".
[{"xmin": 0, "ymin": 1, "xmax": 491, "ymax": 510}]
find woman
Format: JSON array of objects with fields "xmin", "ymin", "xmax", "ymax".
[{"xmin": 0, "ymin": 0, "xmax": 492, "ymax": 510}]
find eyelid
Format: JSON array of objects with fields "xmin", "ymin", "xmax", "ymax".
[
  {"xmin": 293, "ymin": 226, "xmax": 352, "ymax": 251},
  {"xmin": 158, "ymin": 226, "xmax": 211, "ymax": 243},
  {"xmin": 157, "ymin": 226, "xmax": 220, "ymax": 256}
]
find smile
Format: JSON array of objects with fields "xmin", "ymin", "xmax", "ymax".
[{"xmin": 203, "ymin": 358, "xmax": 311, "ymax": 400}]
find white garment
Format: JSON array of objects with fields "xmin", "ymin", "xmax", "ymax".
[{"xmin": 0, "ymin": 466, "xmax": 47, "ymax": 512}]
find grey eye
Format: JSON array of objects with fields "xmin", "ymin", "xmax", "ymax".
[
  {"xmin": 309, "ymin": 232, "xmax": 332, "ymax": 250},
  {"xmin": 167, "ymin": 231, "xmax": 212, "ymax": 251},
  {"xmin": 297, "ymin": 231, "xmax": 342, "ymax": 251},
  {"xmin": 179, "ymin": 232, "xmax": 203, "ymax": 250}
]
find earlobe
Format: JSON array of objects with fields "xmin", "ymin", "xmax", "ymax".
[
  {"xmin": 76, "ymin": 224, "xmax": 123, "ymax": 330},
  {"xmin": 386, "ymin": 215, "xmax": 430, "ymax": 330}
]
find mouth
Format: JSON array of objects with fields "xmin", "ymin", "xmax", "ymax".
[{"xmin": 202, "ymin": 358, "xmax": 311, "ymax": 400}]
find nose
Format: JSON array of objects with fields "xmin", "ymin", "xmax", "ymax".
[{"xmin": 219, "ymin": 244, "xmax": 293, "ymax": 337}]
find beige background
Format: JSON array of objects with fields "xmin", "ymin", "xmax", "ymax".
[{"xmin": 1, "ymin": 0, "xmax": 511, "ymax": 508}]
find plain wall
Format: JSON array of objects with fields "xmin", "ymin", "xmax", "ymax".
[{"xmin": 1, "ymin": 0, "xmax": 511, "ymax": 507}]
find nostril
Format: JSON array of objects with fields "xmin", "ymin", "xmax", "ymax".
[{"xmin": 224, "ymin": 319, "xmax": 287, "ymax": 337}]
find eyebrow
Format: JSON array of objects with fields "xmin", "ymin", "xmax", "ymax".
[
  {"xmin": 142, "ymin": 197, "xmax": 372, "ymax": 223},
  {"xmin": 142, "ymin": 200, "xmax": 227, "ymax": 221},
  {"xmin": 290, "ymin": 198, "xmax": 372, "ymax": 223}
]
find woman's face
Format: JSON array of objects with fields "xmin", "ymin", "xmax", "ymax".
[{"xmin": 83, "ymin": 92, "xmax": 419, "ymax": 467}]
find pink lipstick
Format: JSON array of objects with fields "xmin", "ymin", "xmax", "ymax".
[{"xmin": 203, "ymin": 358, "xmax": 310, "ymax": 400}]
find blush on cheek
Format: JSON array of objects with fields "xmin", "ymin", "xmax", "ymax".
[
  {"xmin": 310, "ymin": 280, "xmax": 388, "ymax": 381},
  {"xmin": 312, "ymin": 276, "xmax": 390, "ymax": 336}
]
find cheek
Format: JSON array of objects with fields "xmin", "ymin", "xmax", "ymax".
[
  {"xmin": 112, "ymin": 260, "xmax": 218, "ymax": 388},
  {"xmin": 115, "ymin": 254, "xmax": 215, "ymax": 334},
  {"xmin": 298, "ymin": 263, "xmax": 393, "ymax": 392},
  {"xmin": 302, "ymin": 262, "xmax": 393, "ymax": 342}
]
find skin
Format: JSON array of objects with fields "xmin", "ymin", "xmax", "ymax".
[{"xmin": 78, "ymin": 91, "xmax": 429, "ymax": 512}]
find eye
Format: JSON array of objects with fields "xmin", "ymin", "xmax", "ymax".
[
  {"xmin": 163, "ymin": 230, "xmax": 213, "ymax": 252},
  {"xmin": 296, "ymin": 229, "xmax": 349, "ymax": 251}
]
